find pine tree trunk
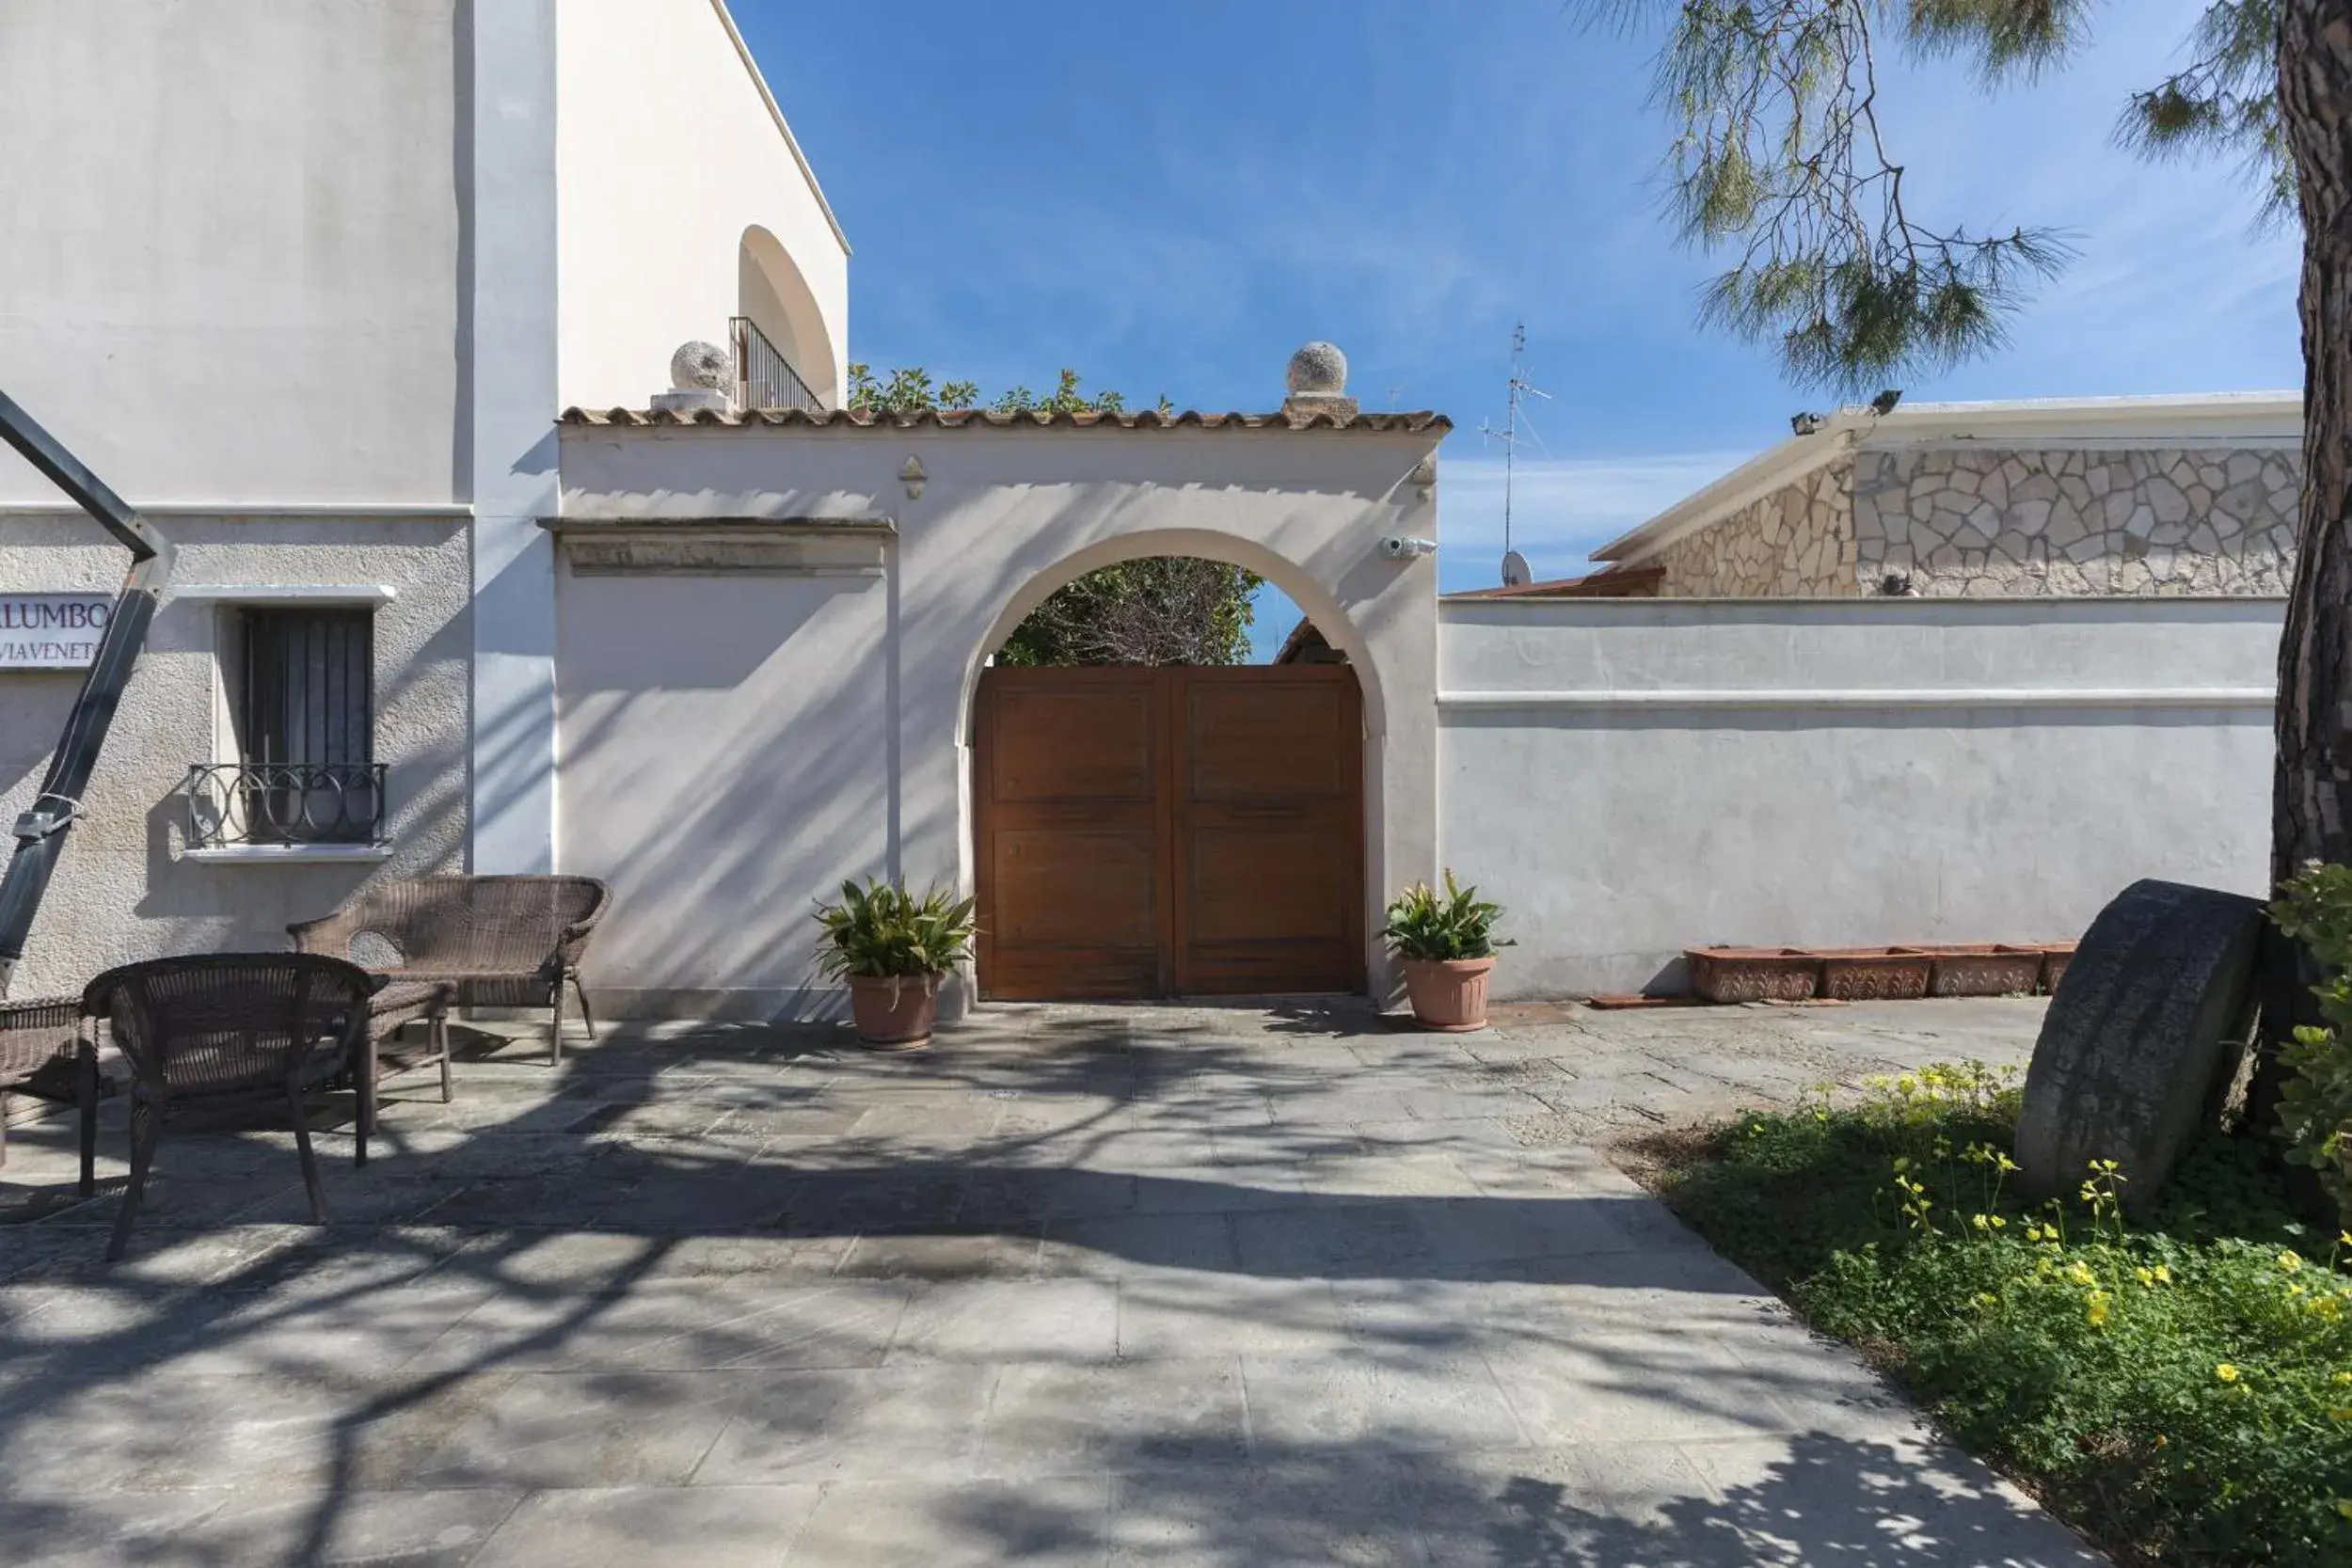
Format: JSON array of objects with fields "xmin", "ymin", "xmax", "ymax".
[
  {"xmin": 2257, "ymin": 4, "xmax": 2352, "ymax": 1140},
  {"xmin": 2277, "ymin": 4, "xmax": 2352, "ymax": 881}
]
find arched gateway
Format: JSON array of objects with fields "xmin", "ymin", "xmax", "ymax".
[{"xmin": 548, "ymin": 345, "xmax": 1444, "ymax": 1020}]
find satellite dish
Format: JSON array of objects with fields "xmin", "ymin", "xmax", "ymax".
[{"xmin": 1501, "ymin": 550, "xmax": 1531, "ymax": 588}]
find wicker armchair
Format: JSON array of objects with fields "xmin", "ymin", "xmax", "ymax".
[
  {"xmin": 288, "ymin": 875, "xmax": 611, "ymax": 1064},
  {"xmin": 84, "ymin": 954, "xmax": 376, "ymax": 1261},
  {"xmin": 0, "ymin": 994, "xmax": 107, "ymax": 1194}
]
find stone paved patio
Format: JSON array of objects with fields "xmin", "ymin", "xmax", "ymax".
[{"xmin": 0, "ymin": 996, "xmax": 2105, "ymax": 1566}]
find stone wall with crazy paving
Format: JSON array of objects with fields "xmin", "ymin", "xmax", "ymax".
[{"xmin": 1850, "ymin": 446, "xmax": 2298, "ymax": 596}]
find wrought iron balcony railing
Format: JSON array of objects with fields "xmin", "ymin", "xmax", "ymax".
[
  {"xmin": 730, "ymin": 315, "xmax": 823, "ymax": 414},
  {"xmin": 185, "ymin": 763, "xmax": 388, "ymax": 848}
]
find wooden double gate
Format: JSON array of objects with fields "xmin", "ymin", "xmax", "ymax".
[{"xmin": 973, "ymin": 664, "xmax": 1366, "ymax": 1000}]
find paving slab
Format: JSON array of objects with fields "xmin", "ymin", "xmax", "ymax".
[{"xmin": 0, "ymin": 996, "xmax": 2102, "ymax": 1565}]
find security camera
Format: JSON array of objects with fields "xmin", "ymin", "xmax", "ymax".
[{"xmin": 1378, "ymin": 535, "xmax": 1438, "ymax": 561}]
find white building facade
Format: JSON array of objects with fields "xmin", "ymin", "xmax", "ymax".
[
  {"xmin": 0, "ymin": 0, "xmax": 848, "ymax": 996},
  {"xmin": 0, "ymin": 3, "xmax": 2293, "ymax": 1017}
]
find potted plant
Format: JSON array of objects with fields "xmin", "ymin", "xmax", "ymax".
[
  {"xmin": 813, "ymin": 878, "xmax": 977, "ymax": 1051},
  {"xmin": 1380, "ymin": 870, "xmax": 1512, "ymax": 1031}
]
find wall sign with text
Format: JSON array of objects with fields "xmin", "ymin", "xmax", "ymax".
[{"xmin": 0, "ymin": 594, "xmax": 113, "ymax": 669}]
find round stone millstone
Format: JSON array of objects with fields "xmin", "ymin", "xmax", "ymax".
[
  {"xmin": 670, "ymin": 340, "xmax": 732, "ymax": 392},
  {"xmin": 1285, "ymin": 341, "xmax": 1348, "ymax": 396},
  {"xmin": 2013, "ymin": 878, "xmax": 2265, "ymax": 1211}
]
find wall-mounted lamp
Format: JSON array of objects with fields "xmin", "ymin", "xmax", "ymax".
[{"xmin": 899, "ymin": 455, "xmax": 926, "ymax": 500}]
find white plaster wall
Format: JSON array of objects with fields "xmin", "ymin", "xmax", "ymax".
[
  {"xmin": 556, "ymin": 562, "xmax": 887, "ymax": 1014},
  {"xmin": 0, "ymin": 0, "xmax": 462, "ymax": 506},
  {"xmin": 556, "ymin": 0, "xmax": 850, "ymax": 410},
  {"xmin": 1438, "ymin": 597, "xmax": 2280, "ymax": 997},
  {"xmin": 555, "ymin": 423, "xmax": 1442, "ymax": 1016},
  {"xmin": 0, "ymin": 517, "xmax": 471, "ymax": 998}
]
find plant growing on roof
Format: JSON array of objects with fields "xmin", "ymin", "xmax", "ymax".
[
  {"xmin": 1380, "ymin": 871, "xmax": 1512, "ymax": 962},
  {"xmin": 841, "ymin": 363, "xmax": 1243, "ymax": 667}
]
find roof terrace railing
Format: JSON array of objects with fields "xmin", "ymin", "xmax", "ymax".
[{"xmin": 730, "ymin": 316, "xmax": 823, "ymax": 414}]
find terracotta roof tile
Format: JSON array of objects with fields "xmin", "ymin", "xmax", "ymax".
[{"xmin": 557, "ymin": 405, "xmax": 1450, "ymax": 435}]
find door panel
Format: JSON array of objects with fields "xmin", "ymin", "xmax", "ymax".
[
  {"xmin": 989, "ymin": 685, "xmax": 1157, "ymax": 800},
  {"xmin": 974, "ymin": 663, "xmax": 1363, "ymax": 1000},
  {"xmin": 1182, "ymin": 680, "xmax": 1355, "ymax": 800},
  {"xmin": 1172, "ymin": 670, "xmax": 1363, "ymax": 995},
  {"xmin": 975, "ymin": 670, "xmax": 1166, "ymax": 1001}
]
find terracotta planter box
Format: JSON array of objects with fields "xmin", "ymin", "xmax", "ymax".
[
  {"xmin": 1814, "ymin": 947, "xmax": 1934, "ymax": 1002},
  {"xmin": 2013, "ymin": 942, "xmax": 2077, "ymax": 994},
  {"xmin": 1686, "ymin": 948, "xmax": 1820, "ymax": 1005},
  {"xmin": 1920, "ymin": 944, "xmax": 2046, "ymax": 998}
]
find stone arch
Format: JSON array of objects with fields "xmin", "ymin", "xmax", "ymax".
[{"xmin": 738, "ymin": 225, "xmax": 838, "ymax": 406}]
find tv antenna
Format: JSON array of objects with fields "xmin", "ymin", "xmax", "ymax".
[{"xmin": 1478, "ymin": 323, "xmax": 1549, "ymax": 586}]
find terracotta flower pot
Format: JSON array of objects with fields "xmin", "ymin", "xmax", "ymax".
[
  {"xmin": 1399, "ymin": 956, "xmax": 1496, "ymax": 1032},
  {"xmin": 848, "ymin": 974, "xmax": 941, "ymax": 1051}
]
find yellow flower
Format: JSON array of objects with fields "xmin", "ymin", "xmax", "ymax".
[
  {"xmin": 2328, "ymin": 1408, "xmax": 2352, "ymax": 1424},
  {"xmin": 2339, "ymin": 1499, "xmax": 2352, "ymax": 1523},
  {"xmin": 2216, "ymin": 1364, "xmax": 2241, "ymax": 1384},
  {"xmin": 1971, "ymin": 1291, "xmax": 1999, "ymax": 1310},
  {"xmin": 2278, "ymin": 1250, "xmax": 2305, "ymax": 1273},
  {"xmin": 2134, "ymin": 1267, "xmax": 2155, "ymax": 1287},
  {"xmin": 2085, "ymin": 1291, "xmax": 2112, "ymax": 1327},
  {"xmin": 2334, "ymin": 1371, "xmax": 2352, "ymax": 1387},
  {"xmin": 2153, "ymin": 1264, "xmax": 2172, "ymax": 1285},
  {"xmin": 2067, "ymin": 1261, "xmax": 2097, "ymax": 1288}
]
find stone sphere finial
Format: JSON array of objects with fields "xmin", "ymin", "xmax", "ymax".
[
  {"xmin": 1286, "ymin": 341, "xmax": 1348, "ymax": 397},
  {"xmin": 670, "ymin": 341, "xmax": 732, "ymax": 392}
]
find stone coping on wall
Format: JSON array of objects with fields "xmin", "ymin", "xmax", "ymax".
[
  {"xmin": 557, "ymin": 405, "xmax": 1452, "ymax": 434},
  {"xmin": 1438, "ymin": 593, "xmax": 2291, "ymax": 608}
]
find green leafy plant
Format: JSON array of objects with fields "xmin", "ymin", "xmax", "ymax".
[
  {"xmin": 2269, "ymin": 863, "xmax": 2352, "ymax": 1219},
  {"xmin": 1640, "ymin": 1067, "xmax": 2352, "ymax": 1567},
  {"xmin": 812, "ymin": 879, "xmax": 977, "ymax": 984},
  {"xmin": 1378, "ymin": 871, "xmax": 1512, "ymax": 962}
]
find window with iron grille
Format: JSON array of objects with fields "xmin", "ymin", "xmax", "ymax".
[{"xmin": 187, "ymin": 608, "xmax": 385, "ymax": 847}]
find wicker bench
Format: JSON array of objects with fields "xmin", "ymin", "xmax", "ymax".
[
  {"xmin": 290, "ymin": 875, "xmax": 611, "ymax": 1064},
  {"xmin": 0, "ymin": 994, "xmax": 108, "ymax": 1194}
]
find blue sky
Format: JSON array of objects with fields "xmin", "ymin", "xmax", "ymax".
[{"xmin": 737, "ymin": 0, "xmax": 2301, "ymax": 654}]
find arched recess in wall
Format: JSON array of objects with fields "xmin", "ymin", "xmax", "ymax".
[{"xmin": 738, "ymin": 225, "xmax": 838, "ymax": 406}]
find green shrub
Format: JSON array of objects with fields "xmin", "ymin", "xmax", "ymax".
[
  {"xmin": 2269, "ymin": 863, "xmax": 2352, "ymax": 1219},
  {"xmin": 1379, "ymin": 870, "xmax": 1511, "ymax": 961},
  {"xmin": 812, "ymin": 879, "xmax": 976, "ymax": 982},
  {"xmin": 1649, "ymin": 1068, "xmax": 2352, "ymax": 1567}
]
